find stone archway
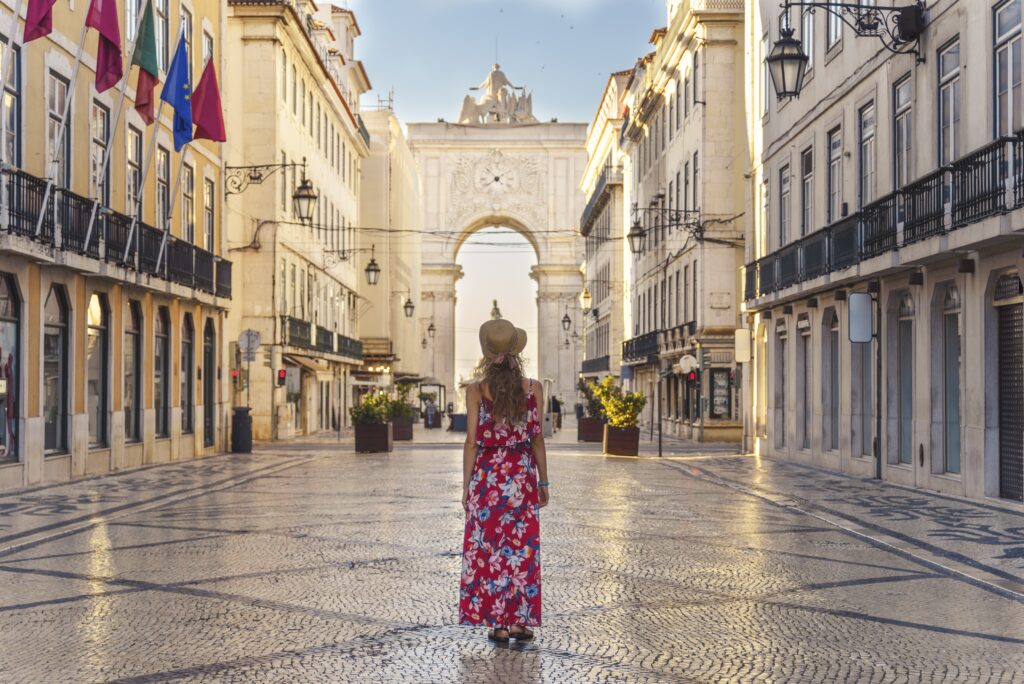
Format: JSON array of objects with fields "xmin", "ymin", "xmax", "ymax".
[{"xmin": 408, "ymin": 69, "xmax": 587, "ymax": 407}]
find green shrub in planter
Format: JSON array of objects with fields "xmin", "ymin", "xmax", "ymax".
[
  {"xmin": 592, "ymin": 376, "xmax": 646, "ymax": 428},
  {"xmin": 349, "ymin": 392, "xmax": 389, "ymax": 425},
  {"xmin": 390, "ymin": 383, "xmax": 418, "ymax": 441}
]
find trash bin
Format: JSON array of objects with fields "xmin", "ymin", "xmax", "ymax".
[{"xmin": 231, "ymin": 406, "xmax": 253, "ymax": 453}]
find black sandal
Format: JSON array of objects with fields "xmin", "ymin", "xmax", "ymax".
[
  {"xmin": 509, "ymin": 626, "xmax": 534, "ymax": 641},
  {"xmin": 488, "ymin": 627, "xmax": 510, "ymax": 643}
]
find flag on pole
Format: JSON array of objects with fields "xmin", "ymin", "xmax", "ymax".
[
  {"xmin": 24, "ymin": 0, "xmax": 57, "ymax": 42},
  {"xmin": 85, "ymin": 0, "xmax": 123, "ymax": 92},
  {"xmin": 132, "ymin": 0, "xmax": 160, "ymax": 124},
  {"xmin": 161, "ymin": 35, "xmax": 192, "ymax": 151},
  {"xmin": 191, "ymin": 60, "xmax": 225, "ymax": 142}
]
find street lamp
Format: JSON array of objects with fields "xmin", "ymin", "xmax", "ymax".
[
  {"xmin": 769, "ymin": 2, "xmax": 926, "ymax": 100},
  {"xmin": 292, "ymin": 178, "xmax": 318, "ymax": 224},
  {"xmin": 579, "ymin": 288, "xmax": 592, "ymax": 315},
  {"xmin": 561, "ymin": 312, "xmax": 571, "ymax": 332},
  {"xmin": 767, "ymin": 26, "xmax": 808, "ymax": 100},
  {"xmin": 627, "ymin": 219, "xmax": 647, "ymax": 255},
  {"xmin": 421, "ymin": 337, "xmax": 428, "ymax": 349},
  {"xmin": 427, "ymin": 322, "xmax": 436, "ymax": 338},
  {"xmin": 364, "ymin": 244, "xmax": 381, "ymax": 286},
  {"xmin": 403, "ymin": 296, "xmax": 415, "ymax": 318}
]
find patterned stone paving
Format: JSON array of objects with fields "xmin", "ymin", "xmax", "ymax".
[{"xmin": 0, "ymin": 445, "xmax": 1021, "ymax": 683}]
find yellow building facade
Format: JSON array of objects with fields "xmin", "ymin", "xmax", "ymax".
[{"xmin": 0, "ymin": 0, "xmax": 232, "ymax": 489}]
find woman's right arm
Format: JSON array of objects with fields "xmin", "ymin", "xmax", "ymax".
[{"xmin": 462, "ymin": 383, "xmax": 480, "ymax": 508}]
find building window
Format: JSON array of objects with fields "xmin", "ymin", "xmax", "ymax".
[
  {"xmin": 126, "ymin": 0, "xmax": 141, "ymax": 42},
  {"xmin": 155, "ymin": 307, "xmax": 170, "ymax": 437},
  {"xmin": 798, "ymin": 318, "xmax": 811, "ymax": 449},
  {"xmin": 823, "ymin": 311, "xmax": 840, "ymax": 450},
  {"xmin": 897, "ymin": 293, "xmax": 914, "ymax": 464},
  {"xmin": 761, "ymin": 33, "xmax": 769, "ymax": 117},
  {"xmin": 942, "ymin": 286, "xmax": 961, "ymax": 473},
  {"xmin": 1, "ymin": 40, "xmax": 20, "ymax": 167},
  {"xmin": 996, "ymin": 0, "xmax": 1022, "ymax": 136},
  {"xmin": 202, "ymin": 30, "xmax": 213, "ymax": 67},
  {"xmin": 291, "ymin": 66, "xmax": 297, "ymax": 115},
  {"xmin": 156, "ymin": 0, "xmax": 168, "ymax": 71},
  {"xmin": 127, "ymin": 126, "xmax": 143, "ymax": 214},
  {"xmin": 156, "ymin": 146, "xmax": 169, "ymax": 229},
  {"xmin": 857, "ymin": 103, "xmax": 876, "ymax": 209},
  {"xmin": 692, "ymin": 152, "xmax": 699, "ymax": 210},
  {"xmin": 827, "ymin": 0, "xmax": 842, "ymax": 48},
  {"xmin": 800, "ymin": 147, "xmax": 813, "ymax": 235},
  {"xmin": 47, "ymin": 72, "xmax": 70, "ymax": 187},
  {"xmin": 894, "ymin": 77, "xmax": 913, "ymax": 189},
  {"xmin": 90, "ymin": 101, "xmax": 110, "ymax": 204},
  {"xmin": 0, "ymin": 274, "xmax": 19, "ymax": 461},
  {"xmin": 938, "ymin": 41, "xmax": 961, "ymax": 165},
  {"xmin": 203, "ymin": 178, "xmax": 214, "ymax": 251},
  {"xmin": 290, "ymin": 264, "xmax": 297, "ymax": 316},
  {"xmin": 180, "ymin": 7, "xmax": 192, "ymax": 78},
  {"xmin": 182, "ymin": 163, "xmax": 194, "ymax": 243},
  {"xmin": 44, "ymin": 286, "xmax": 68, "ymax": 453},
  {"xmin": 779, "ymin": 164, "xmax": 791, "ymax": 247},
  {"xmin": 802, "ymin": 8, "xmax": 814, "ymax": 72},
  {"xmin": 86, "ymin": 293, "xmax": 108, "ymax": 447},
  {"xmin": 125, "ymin": 300, "xmax": 141, "ymax": 442},
  {"xmin": 181, "ymin": 314, "xmax": 194, "ymax": 434},
  {"xmin": 827, "ymin": 127, "xmax": 842, "ymax": 223},
  {"xmin": 693, "ymin": 50, "xmax": 699, "ymax": 105}
]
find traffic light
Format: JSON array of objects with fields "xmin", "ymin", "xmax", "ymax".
[
  {"xmin": 687, "ymin": 370, "xmax": 697, "ymax": 383},
  {"xmin": 231, "ymin": 368, "xmax": 240, "ymax": 388},
  {"xmin": 277, "ymin": 369, "xmax": 287, "ymax": 386}
]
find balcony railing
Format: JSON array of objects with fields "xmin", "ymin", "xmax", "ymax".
[
  {"xmin": 194, "ymin": 248, "xmax": 215, "ymax": 293},
  {"xmin": 282, "ymin": 316, "xmax": 312, "ymax": 349},
  {"xmin": 745, "ymin": 132, "xmax": 1024, "ymax": 302},
  {"xmin": 356, "ymin": 114, "xmax": 370, "ymax": 147},
  {"xmin": 580, "ymin": 164, "xmax": 622, "ymax": 234},
  {"xmin": 581, "ymin": 355, "xmax": 610, "ymax": 374},
  {"xmin": 622, "ymin": 330, "xmax": 660, "ymax": 363},
  {"xmin": 316, "ymin": 325, "xmax": 334, "ymax": 352},
  {"xmin": 0, "ymin": 167, "xmax": 233, "ymax": 296},
  {"xmin": 337, "ymin": 333, "xmax": 363, "ymax": 360}
]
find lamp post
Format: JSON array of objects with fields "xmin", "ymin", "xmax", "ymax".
[
  {"xmin": 627, "ymin": 219, "xmax": 647, "ymax": 255},
  {"xmin": 365, "ymin": 245, "xmax": 381, "ymax": 286},
  {"xmin": 768, "ymin": 2, "xmax": 926, "ymax": 100}
]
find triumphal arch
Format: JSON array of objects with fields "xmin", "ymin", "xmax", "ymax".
[{"xmin": 408, "ymin": 65, "xmax": 587, "ymax": 407}]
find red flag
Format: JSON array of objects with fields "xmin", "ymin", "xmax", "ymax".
[
  {"xmin": 191, "ymin": 60, "xmax": 226, "ymax": 142},
  {"xmin": 136, "ymin": 70, "xmax": 159, "ymax": 124},
  {"xmin": 85, "ymin": 0, "xmax": 123, "ymax": 92},
  {"xmin": 24, "ymin": 0, "xmax": 57, "ymax": 42}
]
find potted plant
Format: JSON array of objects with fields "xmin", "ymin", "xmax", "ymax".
[
  {"xmin": 576, "ymin": 378, "xmax": 607, "ymax": 443},
  {"xmin": 390, "ymin": 383, "xmax": 417, "ymax": 441},
  {"xmin": 593, "ymin": 376, "xmax": 646, "ymax": 456},
  {"xmin": 350, "ymin": 392, "xmax": 393, "ymax": 453}
]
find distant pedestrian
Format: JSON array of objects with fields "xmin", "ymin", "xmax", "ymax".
[
  {"xmin": 425, "ymin": 397, "xmax": 437, "ymax": 427},
  {"xmin": 460, "ymin": 319, "xmax": 549, "ymax": 643}
]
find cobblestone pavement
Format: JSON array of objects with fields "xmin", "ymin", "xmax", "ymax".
[{"xmin": 0, "ymin": 445, "xmax": 1022, "ymax": 683}]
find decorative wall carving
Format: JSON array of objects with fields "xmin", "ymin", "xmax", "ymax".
[{"xmin": 448, "ymin": 149, "xmax": 546, "ymax": 233}]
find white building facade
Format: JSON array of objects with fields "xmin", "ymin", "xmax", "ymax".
[{"xmin": 743, "ymin": 0, "xmax": 1024, "ymax": 504}]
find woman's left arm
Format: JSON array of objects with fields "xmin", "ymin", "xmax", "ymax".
[{"xmin": 531, "ymin": 380, "xmax": 549, "ymax": 507}]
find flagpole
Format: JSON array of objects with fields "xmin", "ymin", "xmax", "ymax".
[
  {"xmin": 0, "ymin": 0, "xmax": 25, "ymax": 169},
  {"xmin": 82, "ymin": 5, "xmax": 148, "ymax": 254},
  {"xmin": 155, "ymin": 147, "xmax": 186, "ymax": 271},
  {"xmin": 121, "ymin": 97, "xmax": 164, "ymax": 265},
  {"xmin": 34, "ymin": 20, "xmax": 89, "ymax": 237}
]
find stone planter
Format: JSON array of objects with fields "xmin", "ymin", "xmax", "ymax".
[
  {"xmin": 355, "ymin": 422, "xmax": 393, "ymax": 453},
  {"xmin": 603, "ymin": 425, "xmax": 640, "ymax": 456},
  {"xmin": 392, "ymin": 416, "xmax": 415, "ymax": 441},
  {"xmin": 577, "ymin": 417, "xmax": 605, "ymax": 443}
]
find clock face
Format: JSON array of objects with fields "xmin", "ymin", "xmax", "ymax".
[{"xmin": 476, "ymin": 162, "xmax": 517, "ymax": 194}]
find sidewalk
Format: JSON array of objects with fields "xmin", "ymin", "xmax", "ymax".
[{"xmin": 667, "ymin": 452, "xmax": 1024, "ymax": 601}]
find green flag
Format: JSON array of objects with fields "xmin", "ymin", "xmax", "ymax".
[{"xmin": 132, "ymin": 0, "xmax": 159, "ymax": 124}]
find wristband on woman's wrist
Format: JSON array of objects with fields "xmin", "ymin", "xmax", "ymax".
[{"xmin": 538, "ymin": 480, "xmax": 550, "ymax": 487}]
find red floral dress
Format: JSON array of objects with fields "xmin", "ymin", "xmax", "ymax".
[{"xmin": 459, "ymin": 389, "xmax": 542, "ymax": 627}]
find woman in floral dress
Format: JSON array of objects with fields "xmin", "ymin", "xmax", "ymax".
[{"xmin": 460, "ymin": 319, "xmax": 550, "ymax": 643}]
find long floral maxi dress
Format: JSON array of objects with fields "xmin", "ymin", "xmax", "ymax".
[{"xmin": 459, "ymin": 390, "xmax": 542, "ymax": 628}]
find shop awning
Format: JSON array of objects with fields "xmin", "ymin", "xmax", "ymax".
[{"xmin": 283, "ymin": 354, "xmax": 328, "ymax": 374}]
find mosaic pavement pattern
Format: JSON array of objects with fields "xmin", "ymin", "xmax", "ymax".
[{"xmin": 0, "ymin": 444, "xmax": 1021, "ymax": 683}]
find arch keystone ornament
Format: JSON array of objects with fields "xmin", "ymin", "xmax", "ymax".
[{"xmin": 409, "ymin": 67, "xmax": 587, "ymax": 405}]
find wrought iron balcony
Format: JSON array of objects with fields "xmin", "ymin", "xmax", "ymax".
[
  {"xmin": 194, "ymin": 248, "xmax": 215, "ymax": 294},
  {"xmin": 215, "ymin": 258, "xmax": 232, "ymax": 298},
  {"xmin": 581, "ymin": 355, "xmax": 610, "ymax": 374},
  {"xmin": 337, "ymin": 333, "xmax": 363, "ymax": 360},
  {"xmin": 6, "ymin": 169, "xmax": 53, "ymax": 240},
  {"xmin": 282, "ymin": 316, "xmax": 312, "ymax": 349},
  {"xmin": 316, "ymin": 325, "xmax": 335, "ymax": 353},
  {"xmin": 168, "ymin": 238, "xmax": 195, "ymax": 287},
  {"xmin": 356, "ymin": 114, "xmax": 370, "ymax": 147},
  {"xmin": 622, "ymin": 330, "xmax": 661, "ymax": 364},
  {"xmin": 580, "ymin": 165, "xmax": 622, "ymax": 235},
  {"xmin": 745, "ymin": 133, "xmax": 1024, "ymax": 303}
]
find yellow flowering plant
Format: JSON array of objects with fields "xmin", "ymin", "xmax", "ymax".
[{"xmin": 591, "ymin": 376, "xmax": 646, "ymax": 428}]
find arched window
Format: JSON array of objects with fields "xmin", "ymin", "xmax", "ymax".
[
  {"xmin": 125, "ymin": 301, "xmax": 142, "ymax": 442},
  {"xmin": 44, "ymin": 286, "xmax": 69, "ymax": 452},
  {"xmin": 822, "ymin": 310, "xmax": 840, "ymax": 451},
  {"xmin": 0, "ymin": 274, "xmax": 19, "ymax": 461},
  {"xmin": 155, "ymin": 307, "xmax": 170, "ymax": 437},
  {"xmin": 942, "ymin": 286, "xmax": 961, "ymax": 474},
  {"xmin": 86, "ymin": 293, "xmax": 109, "ymax": 446},
  {"xmin": 775, "ymin": 318, "xmax": 788, "ymax": 448},
  {"xmin": 797, "ymin": 314, "xmax": 812, "ymax": 449},
  {"xmin": 181, "ymin": 314, "xmax": 194, "ymax": 434},
  {"xmin": 897, "ymin": 292, "xmax": 915, "ymax": 464}
]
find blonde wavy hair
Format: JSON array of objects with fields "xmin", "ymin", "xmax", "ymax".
[{"xmin": 475, "ymin": 353, "xmax": 528, "ymax": 425}]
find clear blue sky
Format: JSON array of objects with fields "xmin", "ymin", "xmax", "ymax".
[{"xmin": 347, "ymin": 0, "xmax": 665, "ymax": 124}]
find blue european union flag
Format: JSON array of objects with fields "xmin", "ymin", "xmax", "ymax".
[{"xmin": 161, "ymin": 36, "xmax": 193, "ymax": 151}]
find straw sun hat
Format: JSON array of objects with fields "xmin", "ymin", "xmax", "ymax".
[{"xmin": 479, "ymin": 319, "xmax": 527, "ymax": 362}]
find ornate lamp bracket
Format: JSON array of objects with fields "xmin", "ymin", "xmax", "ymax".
[
  {"xmin": 225, "ymin": 157, "xmax": 309, "ymax": 195},
  {"xmin": 782, "ymin": 1, "xmax": 926, "ymax": 62}
]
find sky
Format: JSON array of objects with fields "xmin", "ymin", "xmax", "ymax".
[{"xmin": 347, "ymin": 0, "xmax": 665, "ymax": 124}]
